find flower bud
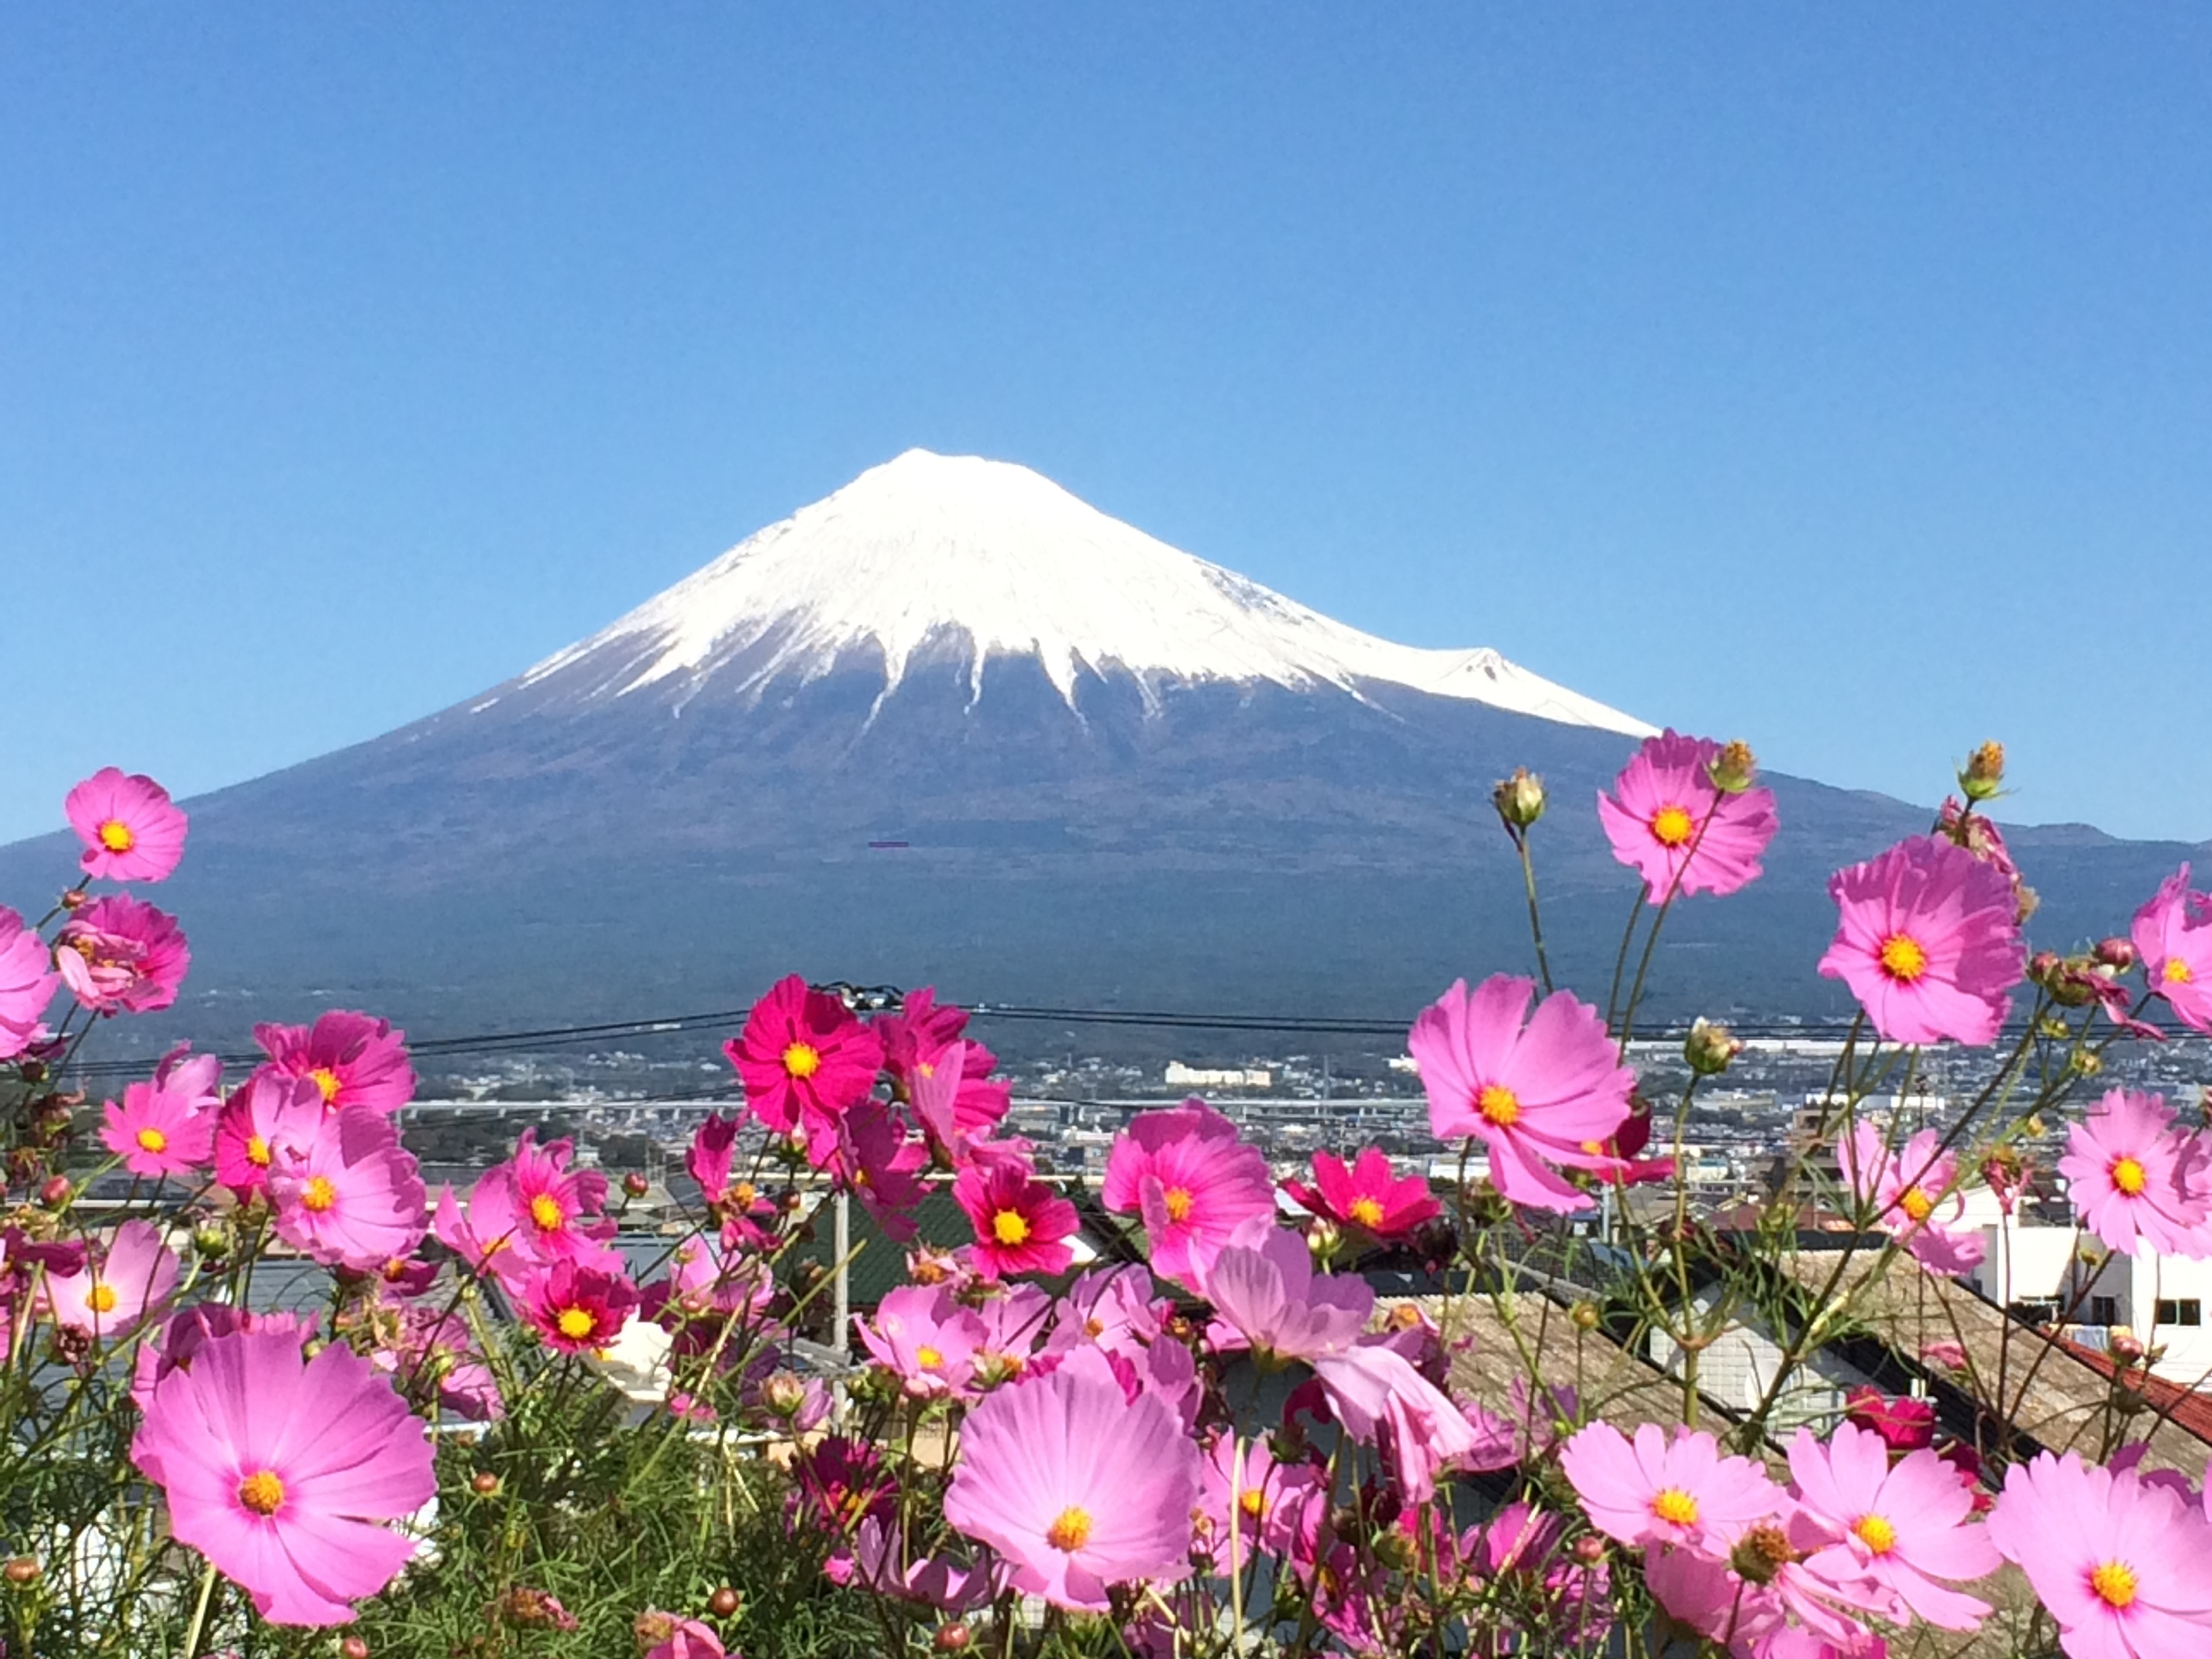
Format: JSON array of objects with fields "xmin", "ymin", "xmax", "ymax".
[
  {"xmin": 1728, "ymin": 1524, "xmax": 1799, "ymax": 1586},
  {"xmin": 2023, "ymin": 1113, "xmax": 2048, "ymax": 1139},
  {"xmin": 2070, "ymin": 1049, "xmax": 2104, "ymax": 1078},
  {"xmin": 1706, "ymin": 740, "xmax": 1758, "ymax": 795},
  {"xmin": 622, "ymin": 1172, "xmax": 651, "ymax": 1199},
  {"xmin": 2095, "ymin": 937, "xmax": 2137, "ymax": 972},
  {"xmin": 1492, "ymin": 768, "xmax": 1547, "ymax": 831},
  {"xmin": 758, "ymin": 1370, "xmax": 807, "ymax": 1416},
  {"xmin": 2110, "ymin": 1329, "xmax": 2146, "ymax": 1365},
  {"xmin": 934, "ymin": 1622, "xmax": 974, "ymax": 1652},
  {"xmin": 1370, "ymin": 1528, "xmax": 1416, "ymax": 1571},
  {"xmin": 1960, "ymin": 741, "xmax": 2005, "ymax": 802},
  {"xmin": 1570, "ymin": 1300, "xmax": 1601, "ymax": 1332},
  {"xmin": 3, "ymin": 1557, "xmax": 39, "ymax": 1586},
  {"xmin": 1570, "ymin": 1536, "xmax": 1605, "ymax": 1566},
  {"xmin": 708, "ymin": 1586, "xmax": 741, "ymax": 1618},
  {"xmin": 58, "ymin": 888, "xmax": 89, "ymax": 912},
  {"xmin": 1683, "ymin": 1018, "xmax": 1743, "ymax": 1077},
  {"xmin": 1305, "ymin": 1218, "xmax": 1343, "ymax": 1263},
  {"xmin": 470, "ymin": 1471, "xmax": 500, "ymax": 1496},
  {"xmin": 38, "ymin": 1176, "xmax": 71, "ymax": 1210},
  {"xmin": 191, "ymin": 1224, "xmax": 230, "ymax": 1261},
  {"xmin": 2028, "ymin": 951, "xmax": 2063, "ymax": 986},
  {"xmin": 340, "ymin": 1639, "xmax": 370, "ymax": 1659}
]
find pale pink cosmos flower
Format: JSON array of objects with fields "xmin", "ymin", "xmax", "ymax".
[
  {"xmin": 54, "ymin": 895, "xmax": 189, "ymax": 1012},
  {"xmin": 1788, "ymin": 1422, "xmax": 2000, "ymax": 1631},
  {"xmin": 1560, "ymin": 1421, "xmax": 1784, "ymax": 1553},
  {"xmin": 0, "ymin": 905, "xmax": 60, "ymax": 1061},
  {"xmin": 1838, "ymin": 1122, "xmax": 1986, "ymax": 1275},
  {"xmin": 1308, "ymin": 1340, "xmax": 1482, "ymax": 1504},
  {"xmin": 943, "ymin": 1345, "xmax": 1201, "ymax": 1610},
  {"xmin": 41, "ymin": 1219, "xmax": 180, "ymax": 1340},
  {"xmin": 1101, "ymin": 1101, "xmax": 1275, "ymax": 1287},
  {"xmin": 132, "ymin": 1306, "xmax": 314, "ymax": 1412},
  {"xmin": 65, "ymin": 767, "xmax": 188, "ymax": 882},
  {"xmin": 1408, "ymin": 975, "xmax": 1636, "ymax": 1213},
  {"xmin": 267, "ymin": 1109, "xmax": 428, "ymax": 1271},
  {"xmin": 1818, "ymin": 836, "xmax": 2025, "ymax": 1046},
  {"xmin": 825, "ymin": 1515, "xmax": 1010, "ymax": 1612},
  {"xmin": 213, "ymin": 1071, "xmax": 327, "ymax": 1198},
  {"xmin": 1597, "ymin": 730, "xmax": 1779, "ymax": 901},
  {"xmin": 1047, "ymin": 1263, "xmax": 1171, "ymax": 1364},
  {"xmin": 1202, "ymin": 1225, "xmax": 1373, "ymax": 1364},
  {"xmin": 1987, "ymin": 1449, "xmax": 2212, "ymax": 1659},
  {"xmin": 430, "ymin": 1168, "xmax": 539, "ymax": 1291},
  {"xmin": 2132, "ymin": 866, "xmax": 2212, "ymax": 1035},
  {"xmin": 1644, "ymin": 1538, "xmax": 1887, "ymax": 1659},
  {"xmin": 859, "ymin": 1284, "xmax": 988, "ymax": 1399},
  {"xmin": 2059, "ymin": 1090, "xmax": 2212, "ymax": 1258},
  {"xmin": 132, "ymin": 1327, "xmax": 434, "ymax": 1626},
  {"xmin": 909, "ymin": 1036, "xmax": 1014, "ymax": 1164},
  {"xmin": 1198, "ymin": 1433, "xmax": 1326, "ymax": 1564},
  {"xmin": 1282, "ymin": 1147, "xmax": 1441, "ymax": 1241},
  {"xmin": 968, "ymin": 1281, "xmax": 1053, "ymax": 1379},
  {"xmin": 254, "ymin": 1010, "xmax": 416, "ymax": 1115},
  {"xmin": 100, "ymin": 1078, "xmax": 216, "ymax": 1179}
]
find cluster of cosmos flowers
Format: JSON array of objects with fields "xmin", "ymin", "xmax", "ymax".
[{"xmin": 6, "ymin": 735, "xmax": 2212, "ymax": 1659}]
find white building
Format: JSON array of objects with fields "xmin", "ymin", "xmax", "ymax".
[{"xmin": 1164, "ymin": 1062, "xmax": 1272, "ymax": 1090}]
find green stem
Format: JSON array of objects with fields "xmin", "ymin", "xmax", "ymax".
[{"xmin": 179, "ymin": 1558, "xmax": 219, "ymax": 1659}]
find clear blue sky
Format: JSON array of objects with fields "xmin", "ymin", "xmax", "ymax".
[{"xmin": 5, "ymin": 7, "xmax": 2208, "ymax": 845}]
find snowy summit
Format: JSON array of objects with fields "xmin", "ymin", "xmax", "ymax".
[{"xmin": 519, "ymin": 449, "xmax": 1654, "ymax": 735}]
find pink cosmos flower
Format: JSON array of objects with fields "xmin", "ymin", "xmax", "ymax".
[
  {"xmin": 872, "ymin": 985, "xmax": 970, "ymax": 1078},
  {"xmin": 944, "ymin": 1345, "xmax": 1202, "ymax": 1610},
  {"xmin": 1838, "ymin": 1122, "xmax": 1986, "ymax": 1274},
  {"xmin": 1049, "ymin": 1264, "xmax": 1172, "ymax": 1364},
  {"xmin": 1597, "ymin": 730, "xmax": 1779, "ymax": 901},
  {"xmin": 1560, "ymin": 1421, "xmax": 1785, "ymax": 1553},
  {"xmin": 1818, "ymin": 836, "xmax": 2026, "ymax": 1046},
  {"xmin": 1282, "ymin": 1147, "xmax": 1441, "ymax": 1242},
  {"xmin": 909, "ymin": 1036, "xmax": 1015, "ymax": 1164},
  {"xmin": 497, "ymin": 1128, "xmax": 621, "ymax": 1269},
  {"xmin": 640, "ymin": 1614, "xmax": 726, "ymax": 1659},
  {"xmin": 788, "ymin": 1433, "xmax": 898, "ymax": 1533},
  {"xmin": 267, "ymin": 1109, "xmax": 428, "ymax": 1271},
  {"xmin": 1408, "ymin": 975, "xmax": 1636, "ymax": 1213},
  {"xmin": 152, "ymin": 1041, "xmax": 223, "ymax": 1107},
  {"xmin": 969, "ymin": 1282, "xmax": 1053, "ymax": 1378},
  {"xmin": 2132, "ymin": 866, "xmax": 2212, "ymax": 1034},
  {"xmin": 132, "ymin": 1327, "xmax": 435, "ymax": 1626},
  {"xmin": 825, "ymin": 1097, "xmax": 930, "ymax": 1241},
  {"xmin": 1307, "ymin": 1340, "xmax": 1483, "ymax": 1506},
  {"xmin": 858, "ymin": 1284, "xmax": 988, "ymax": 1398},
  {"xmin": 520, "ymin": 1258, "xmax": 638, "ymax": 1354},
  {"xmin": 954, "ymin": 1155, "xmax": 1078, "ymax": 1279},
  {"xmin": 41, "ymin": 1220, "xmax": 180, "ymax": 1340},
  {"xmin": 133, "ymin": 1306, "xmax": 315, "ymax": 1412},
  {"xmin": 826, "ymin": 1515, "xmax": 1011, "ymax": 1612},
  {"xmin": 100, "ymin": 1078, "xmax": 216, "ymax": 1179},
  {"xmin": 2057, "ymin": 1090, "xmax": 2212, "ymax": 1258},
  {"xmin": 254, "ymin": 1010, "xmax": 416, "ymax": 1115},
  {"xmin": 64, "ymin": 766, "xmax": 189, "ymax": 882},
  {"xmin": 54, "ymin": 895, "xmax": 189, "ymax": 1013},
  {"xmin": 1101, "ymin": 1101, "xmax": 1277, "ymax": 1288},
  {"xmin": 430, "ymin": 1167, "xmax": 539, "ymax": 1290},
  {"xmin": 1202, "ymin": 1225, "xmax": 1373, "ymax": 1364},
  {"xmin": 1199, "ymin": 1433, "xmax": 1326, "ymax": 1563},
  {"xmin": 1841, "ymin": 1387, "xmax": 1937, "ymax": 1454},
  {"xmin": 213, "ymin": 1071, "xmax": 327, "ymax": 1197},
  {"xmin": 0, "ymin": 907, "xmax": 60, "ymax": 1061},
  {"xmin": 1789, "ymin": 1422, "xmax": 2000, "ymax": 1631},
  {"xmin": 1987, "ymin": 1450, "xmax": 2212, "ymax": 1659},
  {"xmin": 686, "ymin": 1111, "xmax": 740, "ymax": 1204},
  {"xmin": 725, "ymin": 975, "xmax": 884, "ymax": 1154},
  {"xmin": 1644, "ymin": 1538, "xmax": 1886, "ymax": 1659}
]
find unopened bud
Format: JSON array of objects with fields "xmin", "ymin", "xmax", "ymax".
[
  {"xmin": 934, "ymin": 1622, "xmax": 974, "ymax": 1652},
  {"xmin": 1370, "ymin": 1528, "xmax": 1416, "ymax": 1571},
  {"xmin": 58, "ymin": 888, "xmax": 89, "ymax": 912},
  {"xmin": 191, "ymin": 1224, "xmax": 230, "ymax": 1261},
  {"xmin": 2029, "ymin": 951, "xmax": 2064, "ymax": 986},
  {"xmin": 1305, "ymin": 1218, "xmax": 1343, "ymax": 1261},
  {"xmin": 2110, "ymin": 1329, "xmax": 2146, "ymax": 1365},
  {"xmin": 1570, "ymin": 1300, "xmax": 1601, "ymax": 1332},
  {"xmin": 340, "ymin": 1639, "xmax": 370, "ymax": 1659},
  {"xmin": 1683, "ymin": 1018, "xmax": 1743, "ymax": 1076},
  {"xmin": 2023, "ymin": 1113, "xmax": 2048, "ymax": 1139},
  {"xmin": 1729, "ymin": 1524, "xmax": 1799, "ymax": 1586},
  {"xmin": 622, "ymin": 1172, "xmax": 651, "ymax": 1199},
  {"xmin": 470, "ymin": 1471, "xmax": 500, "ymax": 1495},
  {"xmin": 1570, "ymin": 1535, "xmax": 1605, "ymax": 1566},
  {"xmin": 3, "ymin": 1557, "xmax": 39, "ymax": 1586},
  {"xmin": 1492, "ymin": 768, "xmax": 1547, "ymax": 831},
  {"xmin": 1961, "ymin": 741, "xmax": 2005, "ymax": 802},
  {"xmin": 708, "ymin": 1586, "xmax": 741, "ymax": 1618},
  {"xmin": 2070, "ymin": 1049, "xmax": 2104, "ymax": 1078},
  {"xmin": 759, "ymin": 1370, "xmax": 807, "ymax": 1416},
  {"xmin": 2095, "ymin": 937, "xmax": 2137, "ymax": 972},
  {"xmin": 1706, "ymin": 740, "xmax": 1758, "ymax": 794},
  {"xmin": 38, "ymin": 1176, "xmax": 71, "ymax": 1210}
]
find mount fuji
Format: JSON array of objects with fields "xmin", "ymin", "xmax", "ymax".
[{"xmin": 3, "ymin": 451, "xmax": 2198, "ymax": 1044}]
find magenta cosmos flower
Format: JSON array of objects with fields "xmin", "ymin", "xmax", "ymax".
[
  {"xmin": 496, "ymin": 1128, "xmax": 619, "ymax": 1269},
  {"xmin": 132, "ymin": 1326, "xmax": 435, "ymax": 1626},
  {"xmin": 1202, "ymin": 1225, "xmax": 1372, "ymax": 1364},
  {"xmin": 1101, "ymin": 1101, "xmax": 1275, "ymax": 1287},
  {"xmin": 944, "ymin": 1345, "xmax": 1202, "ymax": 1610},
  {"xmin": 254, "ymin": 1010, "xmax": 416, "ymax": 1115},
  {"xmin": 1987, "ymin": 1450, "xmax": 2212, "ymax": 1659},
  {"xmin": 1838, "ymin": 1121, "xmax": 1986, "ymax": 1275},
  {"xmin": 267, "ymin": 1109, "xmax": 428, "ymax": 1271},
  {"xmin": 1597, "ymin": 731, "xmax": 1778, "ymax": 901},
  {"xmin": 100, "ymin": 1078, "xmax": 216, "ymax": 1179},
  {"xmin": 1283, "ymin": 1147, "xmax": 1441, "ymax": 1242},
  {"xmin": 954, "ymin": 1155, "xmax": 1079, "ymax": 1279},
  {"xmin": 1560, "ymin": 1421, "xmax": 1784, "ymax": 1553},
  {"xmin": 859, "ymin": 1283, "xmax": 989, "ymax": 1398},
  {"xmin": 520, "ymin": 1258, "xmax": 638, "ymax": 1355},
  {"xmin": 0, "ymin": 906, "xmax": 60, "ymax": 1061},
  {"xmin": 41, "ymin": 1219, "xmax": 180, "ymax": 1340},
  {"xmin": 725, "ymin": 975, "xmax": 884, "ymax": 1154},
  {"xmin": 911, "ymin": 1036, "xmax": 1016, "ymax": 1164},
  {"xmin": 1408, "ymin": 975, "xmax": 1635, "ymax": 1213},
  {"xmin": 639, "ymin": 1614, "xmax": 726, "ymax": 1659},
  {"xmin": 2132, "ymin": 866, "xmax": 2212, "ymax": 1034},
  {"xmin": 2057, "ymin": 1090, "xmax": 2212, "ymax": 1258},
  {"xmin": 64, "ymin": 766, "xmax": 189, "ymax": 883},
  {"xmin": 54, "ymin": 895, "xmax": 189, "ymax": 1013},
  {"xmin": 1788, "ymin": 1422, "xmax": 2000, "ymax": 1631},
  {"xmin": 1818, "ymin": 836, "xmax": 2026, "ymax": 1046},
  {"xmin": 214, "ymin": 1071, "xmax": 327, "ymax": 1197}
]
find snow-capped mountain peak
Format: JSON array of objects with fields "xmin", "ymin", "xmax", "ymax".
[{"xmin": 518, "ymin": 448, "xmax": 1654, "ymax": 735}]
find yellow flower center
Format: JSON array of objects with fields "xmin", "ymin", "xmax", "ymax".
[
  {"xmin": 1477, "ymin": 1084, "xmax": 1521, "ymax": 1128},
  {"xmin": 730, "ymin": 1180, "xmax": 756, "ymax": 1208},
  {"xmin": 2090, "ymin": 1560, "xmax": 2138, "ymax": 1609},
  {"xmin": 2165, "ymin": 957, "xmax": 2194, "ymax": 985},
  {"xmin": 1852, "ymin": 1513, "xmax": 1898, "ymax": 1555},
  {"xmin": 991, "ymin": 1209, "xmax": 1031, "ymax": 1246},
  {"xmin": 308, "ymin": 1067, "xmax": 342, "ymax": 1105},
  {"xmin": 97, "ymin": 820, "xmax": 136, "ymax": 853},
  {"xmin": 135, "ymin": 1126, "xmax": 168, "ymax": 1154},
  {"xmin": 782, "ymin": 1042, "xmax": 821, "ymax": 1080},
  {"xmin": 245, "ymin": 1134, "xmax": 272, "ymax": 1166},
  {"xmin": 1650, "ymin": 1488, "xmax": 1700, "ymax": 1528},
  {"xmin": 916, "ymin": 1345, "xmax": 945, "ymax": 1370},
  {"xmin": 1879, "ymin": 933, "xmax": 1929, "ymax": 983},
  {"xmin": 1347, "ymin": 1196, "xmax": 1385, "ymax": 1229},
  {"xmin": 530, "ymin": 1193, "xmax": 565, "ymax": 1231},
  {"xmin": 301, "ymin": 1174, "xmax": 337, "ymax": 1213},
  {"xmin": 237, "ymin": 1470, "xmax": 286, "ymax": 1516},
  {"xmin": 1650, "ymin": 805, "xmax": 1695, "ymax": 848},
  {"xmin": 1898, "ymin": 1188, "xmax": 1934, "ymax": 1223},
  {"xmin": 88, "ymin": 1282, "xmax": 119, "ymax": 1313},
  {"xmin": 2111, "ymin": 1157, "xmax": 2148, "ymax": 1197},
  {"xmin": 1046, "ymin": 1506, "xmax": 1094, "ymax": 1552},
  {"xmin": 1239, "ymin": 1488, "xmax": 1266, "ymax": 1520},
  {"xmin": 1163, "ymin": 1187, "xmax": 1195, "ymax": 1223},
  {"xmin": 555, "ymin": 1307, "xmax": 596, "ymax": 1340}
]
